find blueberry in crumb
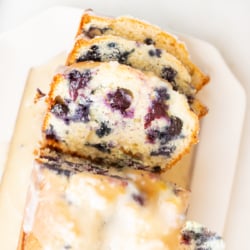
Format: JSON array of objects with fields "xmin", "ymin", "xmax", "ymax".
[
  {"xmin": 161, "ymin": 66, "xmax": 177, "ymax": 83},
  {"xmin": 146, "ymin": 129, "xmax": 160, "ymax": 143},
  {"xmin": 152, "ymin": 166, "xmax": 161, "ymax": 173},
  {"xmin": 155, "ymin": 87, "xmax": 170, "ymax": 100},
  {"xmin": 68, "ymin": 69, "xmax": 92, "ymax": 101},
  {"xmin": 85, "ymin": 26, "xmax": 109, "ymax": 38},
  {"xmin": 144, "ymin": 38, "xmax": 155, "ymax": 45},
  {"xmin": 151, "ymin": 145, "xmax": 176, "ymax": 157},
  {"xmin": 132, "ymin": 193, "xmax": 145, "ymax": 206},
  {"xmin": 107, "ymin": 42, "xmax": 116, "ymax": 48},
  {"xmin": 144, "ymin": 88, "xmax": 170, "ymax": 128},
  {"xmin": 96, "ymin": 122, "xmax": 112, "ymax": 138},
  {"xmin": 51, "ymin": 101, "xmax": 69, "ymax": 121},
  {"xmin": 72, "ymin": 103, "xmax": 91, "ymax": 123},
  {"xmin": 64, "ymin": 244, "xmax": 72, "ymax": 250},
  {"xmin": 45, "ymin": 125, "xmax": 60, "ymax": 142},
  {"xmin": 166, "ymin": 116, "xmax": 183, "ymax": 137},
  {"xmin": 86, "ymin": 142, "xmax": 112, "ymax": 153},
  {"xmin": 148, "ymin": 49, "xmax": 162, "ymax": 58},
  {"xmin": 146, "ymin": 116, "xmax": 183, "ymax": 144},
  {"xmin": 117, "ymin": 49, "xmax": 135, "ymax": 64},
  {"xmin": 77, "ymin": 45, "xmax": 102, "ymax": 62},
  {"xmin": 107, "ymin": 88, "xmax": 133, "ymax": 115}
]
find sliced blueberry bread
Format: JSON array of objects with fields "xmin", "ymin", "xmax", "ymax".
[
  {"xmin": 66, "ymin": 35, "xmax": 208, "ymax": 118},
  {"xmin": 20, "ymin": 154, "xmax": 190, "ymax": 250},
  {"xmin": 76, "ymin": 11, "xmax": 209, "ymax": 92},
  {"xmin": 42, "ymin": 61, "xmax": 199, "ymax": 171}
]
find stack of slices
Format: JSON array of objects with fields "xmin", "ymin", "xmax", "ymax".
[{"xmin": 19, "ymin": 10, "xmax": 224, "ymax": 250}]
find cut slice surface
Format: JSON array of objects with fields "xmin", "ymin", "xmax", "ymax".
[{"xmin": 43, "ymin": 61, "xmax": 199, "ymax": 171}]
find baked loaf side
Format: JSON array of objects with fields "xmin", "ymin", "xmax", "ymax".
[
  {"xmin": 66, "ymin": 35, "xmax": 207, "ymax": 118},
  {"xmin": 42, "ymin": 61, "xmax": 199, "ymax": 171},
  {"xmin": 76, "ymin": 12, "xmax": 209, "ymax": 92},
  {"xmin": 20, "ymin": 156, "xmax": 190, "ymax": 250}
]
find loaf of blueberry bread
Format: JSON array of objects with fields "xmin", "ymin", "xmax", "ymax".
[
  {"xmin": 42, "ymin": 61, "xmax": 199, "ymax": 171},
  {"xmin": 76, "ymin": 11, "xmax": 209, "ymax": 92},
  {"xmin": 66, "ymin": 35, "xmax": 208, "ymax": 118},
  {"xmin": 19, "ymin": 151, "xmax": 190, "ymax": 250},
  {"xmin": 18, "ymin": 149, "xmax": 224, "ymax": 249}
]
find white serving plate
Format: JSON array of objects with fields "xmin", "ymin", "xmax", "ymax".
[{"xmin": 0, "ymin": 6, "xmax": 246, "ymax": 249}]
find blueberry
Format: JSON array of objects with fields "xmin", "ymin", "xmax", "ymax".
[
  {"xmin": 96, "ymin": 122, "xmax": 112, "ymax": 138},
  {"xmin": 77, "ymin": 45, "xmax": 101, "ymax": 62},
  {"xmin": 72, "ymin": 103, "xmax": 91, "ymax": 123},
  {"xmin": 167, "ymin": 116, "xmax": 183, "ymax": 137},
  {"xmin": 151, "ymin": 145, "xmax": 176, "ymax": 157},
  {"xmin": 144, "ymin": 100, "xmax": 169, "ymax": 128},
  {"xmin": 152, "ymin": 166, "xmax": 161, "ymax": 173},
  {"xmin": 155, "ymin": 87, "xmax": 170, "ymax": 101},
  {"xmin": 132, "ymin": 193, "xmax": 145, "ymax": 206},
  {"xmin": 146, "ymin": 116, "xmax": 183, "ymax": 144},
  {"xmin": 51, "ymin": 102, "xmax": 69, "ymax": 120},
  {"xmin": 45, "ymin": 125, "xmax": 60, "ymax": 141},
  {"xmin": 107, "ymin": 88, "xmax": 133, "ymax": 115},
  {"xmin": 148, "ymin": 49, "xmax": 155, "ymax": 57},
  {"xmin": 148, "ymin": 49, "xmax": 162, "ymax": 58},
  {"xmin": 155, "ymin": 49, "xmax": 162, "ymax": 58},
  {"xmin": 144, "ymin": 38, "xmax": 155, "ymax": 45},
  {"xmin": 107, "ymin": 42, "xmax": 116, "ymax": 48},
  {"xmin": 161, "ymin": 66, "xmax": 177, "ymax": 83},
  {"xmin": 86, "ymin": 143, "xmax": 111, "ymax": 153},
  {"xmin": 85, "ymin": 26, "xmax": 109, "ymax": 38},
  {"xmin": 117, "ymin": 49, "xmax": 134, "ymax": 64},
  {"xmin": 146, "ymin": 129, "xmax": 160, "ymax": 143},
  {"xmin": 68, "ymin": 69, "xmax": 92, "ymax": 101}
]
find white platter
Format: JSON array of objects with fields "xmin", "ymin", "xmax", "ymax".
[{"xmin": 0, "ymin": 6, "xmax": 246, "ymax": 249}]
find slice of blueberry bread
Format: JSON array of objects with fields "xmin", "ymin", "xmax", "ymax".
[
  {"xmin": 76, "ymin": 11, "xmax": 209, "ymax": 92},
  {"xmin": 19, "ymin": 155, "xmax": 190, "ymax": 250},
  {"xmin": 42, "ymin": 61, "xmax": 199, "ymax": 171},
  {"xmin": 179, "ymin": 221, "xmax": 225, "ymax": 250},
  {"xmin": 66, "ymin": 35, "xmax": 208, "ymax": 118}
]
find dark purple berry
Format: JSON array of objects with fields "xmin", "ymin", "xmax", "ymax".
[
  {"xmin": 85, "ymin": 26, "xmax": 109, "ymax": 38},
  {"xmin": 155, "ymin": 87, "xmax": 170, "ymax": 100},
  {"xmin": 86, "ymin": 143, "xmax": 111, "ymax": 153},
  {"xmin": 161, "ymin": 66, "xmax": 177, "ymax": 83},
  {"xmin": 146, "ymin": 129, "xmax": 160, "ymax": 143},
  {"xmin": 78, "ymin": 45, "xmax": 101, "ymax": 62},
  {"xmin": 151, "ymin": 145, "xmax": 176, "ymax": 157},
  {"xmin": 107, "ymin": 42, "xmax": 116, "ymax": 48},
  {"xmin": 144, "ymin": 100, "xmax": 169, "ymax": 128},
  {"xmin": 45, "ymin": 125, "xmax": 60, "ymax": 141},
  {"xmin": 132, "ymin": 193, "xmax": 145, "ymax": 206},
  {"xmin": 72, "ymin": 103, "xmax": 91, "ymax": 123},
  {"xmin": 152, "ymin": 166, "xmax": 161, "ymax": 173},
  {"xmin": 148, "ymin": 49, "xmax": 162, "ymax": 57},
  {"xmin": 144, "ymin": 88, "xmax": 170, "ymax": 128},
  {"xmin": 166, "ymin": 116, "xmax": 183, "ymax": 137},
  {"xmin": 107, "ymin": 88, "xmax": 133, "ymax": 115},
  {"xmin": 144, "ymin": 38, "xmax": 155, "ymax": 45},
  {"xmin": 68, "ymin": 69, "xmax": 92, "ymax": 101},
  {"xmin": 96, "ymin": 122, "xmax": 111, "ymax": 138},
  {"xmin": 148, "ymin": 49, "xmax": 155, "ymax": 57},
  {"xmin": 51, "ymin": 102, "xmax": 69, "ymax": 120},
  {"xmin": 117, "ymin": 50, "xmax": 134, "ymax": 64}
]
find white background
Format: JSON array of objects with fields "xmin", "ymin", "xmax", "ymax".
[{"xmin": 0, "ymin": 0, "xmax": 250, "ymax": 249}]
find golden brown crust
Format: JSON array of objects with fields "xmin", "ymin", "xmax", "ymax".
[
  {"xmin": 76, "ymin": 13, "xmax": 209, "ymax": 92},
  {"xmin": 18, "ymin": 232, "xmax": 42, "ymax": 250}
]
